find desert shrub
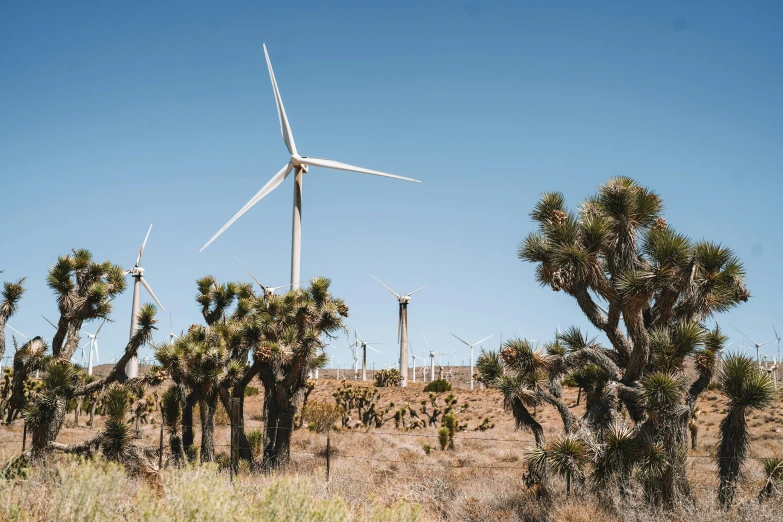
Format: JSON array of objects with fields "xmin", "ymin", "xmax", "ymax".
[
  {"xmin": 424, "ymin": 379, "xmax": 451, "ymax": 393},
  {"xmin": 438, "ymin": 427, "xmax": 450, "ymax": 450},
  {"xmin": 302, "ymin": 400, "xmax": 342, "ymax": 433},
  {"xmin": 368, "ymin": 499, "xmax": 421, "ymax": 522},
  {"xmin": 244, "ymin": 386, "xmax": 260, "ymax": 397},
  {"xmin": 246, "ymin": 429, "xmax": 264, "ymax": 457},
  {"xmin": 474, "ymin": 418, "xmax": 496, "ymax": 431},
  {"xmin": 423, "ymin": 443, "xmax": 432, "ymax": 455},
  {"xmin": 374, "ymin": 369, "xmax": 402, "ymax": 387},
  {"xmin": 50, "ymin": 460, "xmax": 133, "ymax": 522},
  {"xmin": 707, "ymin": 381, "xmax": 722, "ymax": 391}
]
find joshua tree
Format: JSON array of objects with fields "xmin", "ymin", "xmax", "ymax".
[
  {"xmin": 46, "ymin": 250, "xmax": 127, "ymax": 360},
  {"xmin": 22, "ymin": 303, "xmax": 158, "ymax": 459},
  {"xmin": 160, "ymin": 385, "xmax": 185, "ymax": 463},
  {"xmin": 249, "ymin": 277, "xmax": 347, "ymax": 470},
  {"xmin": 155, "ymin": 325, "xmax": 240, "ymax": 462},
  {"xmin": 547, "ymin": 433, "xmax": 589, "ymax": 497},
  {"xmin": 0, "ymin": 277, "xmax": 26, "ymax": 371},
  {"xmin": 716, "ymin": 354, "xmax": 775, "ymax": 508},
  {"xmin": 517, "ymin": 177, "xmax": 747, "ymax": 507},
  {"xmin": 4, "ymin": 251, "xmax": 126, "ymax": 421},
  {"xmin": 758, "ymin": 458, "xmax": 783, "ymax": 501}
]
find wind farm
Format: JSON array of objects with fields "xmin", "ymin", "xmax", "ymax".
[{"xmin": 3, "ymin": 3, "xmax": 783, "ymax": 521}]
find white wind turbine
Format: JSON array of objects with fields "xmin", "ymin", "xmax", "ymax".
[
  {"xmin": 423, "ymin": 335, "xmax": 447, "ymax": 384},
  {"xmin": 732, "ymin": 326, "xmax": 771, "ymax": 365},
  {"xmin": 410, "ymin": 345, "xmax": 420, "ymax": 384},
  {"xmin": 200, "ymin": 44, "xmax": 420, "ymax": 290},
  {"xmin": 371, "ymin": 275, "xmax": 433, "ymax": 387},
  {"xmin": 125, "ymin": 225, "xmax": 165, "ymax": 379},
  {"xmin": 451, "ymin": 333, "xmax": 493, "ymax": 390},
  {"xmin": 352, "ymin": 325, "xmax": 381, "ymax": 382},
  {"xmin": 235, "ymin": 257, "xmax": 294, "ymax": 301},
  {"xmin": 78, "ymin": 320, "xmax": 106, "ymax": 376}
]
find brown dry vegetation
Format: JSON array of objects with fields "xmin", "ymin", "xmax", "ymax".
[{"xmin": 3, "ymin": 368, "xmax": 783, "ymax": 521}]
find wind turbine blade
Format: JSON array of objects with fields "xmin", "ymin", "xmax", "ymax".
[
  {"xmin": 300, "ymin": 157, "xmax": 419, "ymax": 183},
  {"xmin": 451, "ymin": 333, "xmax": 472, "ymax": 347},
  {"xmin": 775, "ymin": 325, "xmax": 780, "ymax": 340},
  {"xmin": 263, "ymin": 44, "xmax": 297, "ymax": 156},
  {"xmin": 136, "ymin": 224, "xmax": 153, "ymax": 266},
  {"xmin": 269, "ymin": 283, "xmax": 295, "ymax": 292},
  {"xmin": 353, "ymin": 324, "xmax": 365, "ymax": 344},
  {"xmin": 732, "ymin": 326, "xmax": 758, "ymax": 346},
  {"xmin": 234, "ymin": 257, "xmax": 267, "ymax": 292},
  {"xmin": 6, "ymin": 325, "xmax": 28, "ymax": 339},
  {"xmin": 369, "ymin": 274, "xmax": 401, "ymax": 298},
  {"xmin": 80, "ymin": 339, "xmax": 91, "ymax": 350},
  {"xmin": 368, "ymin": 346, "xmax": 380, "ymax": 353},
  {"xmin": 94, "ymin": 339, "xmax": 99, "ymax": 362},
  {"xmin": 200, "ymin": 162, "xmax": 294, "ymax": 252},
  {"xmin": 472, "ymin": 334, "xmax": 494, "ymax": 347},
  {"xmin": 406, "ymin": 281, "xmax": 434, "ymax": 297},
  {"xmin": 41, "ymin": 315, "xmax": 57, "ymax": 330},
  {"xmin": 758, "ymin": 341, "xmax": 773, "ymax": 348},
  {"xmin": 95, "ymin": 319, "xmax": 106, "ymax": 337},
  {"xmin": 140, "ymin": 277, "xmax": 165, "ymax": 311},
  {"xmin": 423, "ymin": 335, "xmax": 432, "ymax": 351}
]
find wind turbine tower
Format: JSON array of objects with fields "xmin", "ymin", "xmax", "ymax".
[
  {"xmin": 125, "ymin": 225, "xmax": 165, "ymax": 378},
  {"xmin": 371, "ymin": 275, "xmax": 433, "ymax": 387}
]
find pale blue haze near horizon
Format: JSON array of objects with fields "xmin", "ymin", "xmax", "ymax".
[{"xmin": 2, "ymin": 1, "xmax": 782, "ymax": 367}]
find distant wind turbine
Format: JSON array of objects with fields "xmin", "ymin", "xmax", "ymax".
[
  {"xmin": 352, "ymin": 325, "xmax": 381, "ymax": 382},
  {"xmin": 235, "ymin": 257, "xmax": 294, "ymax": 300},
  {"xmin": 200, "ymin": 44, "xmax": 420, "ymax": 292},
  {"xmin": 371, "ymin": 275, "xmax": 433, "ymax": 387},
  {"xmin": 125, "ymin": 225, "xmax": 165, "ymax": 378},
  {"xmin": 452, "ymin": 333, "xmax": 493, "ymax": 390},
  {"xmin": 732, "ymin": 326, "xmax": 771, "ymax": 365},
  {"xmin": 80, "ymin": 320, "xmax": 105, "ymax": 376}
]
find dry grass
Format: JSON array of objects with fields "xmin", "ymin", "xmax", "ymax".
[{"xmin": 3, "ymin": 372, "xmax": 783, "ymax": 521}]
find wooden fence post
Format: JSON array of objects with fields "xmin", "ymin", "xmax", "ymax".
[
  {"xmin": 230, "ymin": 397, "xmax": 241, "ymax": 479},
  {"xmin": 325, "ymin": 430, "xmax": 331, "ymax": 482},
  {"xmin": 158, "ymin": 422, "xmax": 164, "ymax": 470},
  {"xmin": 22, "ymin": 423, "xmax": 27, "ymax": 452}
]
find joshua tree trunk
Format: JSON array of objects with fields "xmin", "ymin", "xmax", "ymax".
[
  {"xmin": 261, "ymin": 388, "xmax": 298, "ymax": 470},
  {"xmin": 3, "ymin": 355, "xmax": 31, "ymax": 423},
  {"xmin": 219, "ymin": 385, "xmax": 253, "ymax": 463},
  {"xmin": 30, "ymin": 397, "xmax": 68, "ymax": 459},
  {"xmin": 89, "ymin": 401, "xmax": 96, "ymax": 427},
  {"xmin": 199, "ymin": 397, "xmax": 217, "ymax": 462},
  {"xmin": 182, "ymin": 396, "xmax": 195, "ymax": 459},
  {"xmin": 718, "ymin": 408, "xmax": 747, "ymax": 508}
]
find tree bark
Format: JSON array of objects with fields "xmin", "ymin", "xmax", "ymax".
[
  {"xmin": 199, "ymin": 397, "xmax": 217, "ymax": 463},
  {"xmin": 261, "ymin": 388, "xmax": 298, "ymax": 471},
  {"xmin": 219, "ymin": 386, "xmax": 253, "ymax": 463},
  {"xmin": 30, "ymin": 396, "xmax": 68, "ymax": 459},
  {"xmin": 182, "ymin": 395, "xmax": 195, "ymax": 459}
]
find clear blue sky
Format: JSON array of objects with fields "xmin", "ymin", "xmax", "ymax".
[{"xmin": 2, "ymin": 1, "xmax": 782, "ymax": 368}]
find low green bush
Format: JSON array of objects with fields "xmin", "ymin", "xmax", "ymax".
[{"xmin": 424, "ymin": 379, "xmax": 451, "ymax": 393}]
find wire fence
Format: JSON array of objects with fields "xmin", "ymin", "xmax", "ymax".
[{"xmin": 4, "ymin": 420, "xmax": 783, "ymax": 471}]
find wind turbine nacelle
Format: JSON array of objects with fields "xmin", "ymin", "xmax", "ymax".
[
  {"xmin": 129, "ymin": 266, "xmax": 144, "ymax": 277},
  {"xmin": 399, "ymin": 296, "xmax": 411, "ymax": 304}
]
